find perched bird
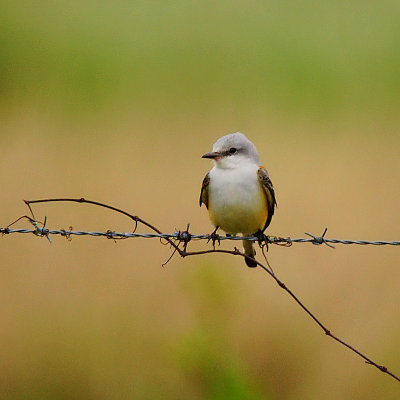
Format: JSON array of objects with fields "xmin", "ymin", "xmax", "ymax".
[{"xmin": 200, "ymin": 132, "xmax": 276, "ymax": 267}]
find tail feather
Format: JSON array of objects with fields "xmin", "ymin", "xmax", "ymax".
[{"xmin": 243, "ymin": 239, "xmax": 257, "ymax": 268}]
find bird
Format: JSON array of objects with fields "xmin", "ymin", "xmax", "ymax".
[{"xmin": 200, "ymin": 132, "xmax": 276, "ymax": 268}]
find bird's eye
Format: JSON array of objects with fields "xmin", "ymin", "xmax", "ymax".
[{"xmin": 229, "ymin": 147, "xmax": 237, "ymax": 154}]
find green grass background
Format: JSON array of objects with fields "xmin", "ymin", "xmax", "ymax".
[{"xmin": 1, "ymin": 0, "xmax": 400, "ymax": 118}]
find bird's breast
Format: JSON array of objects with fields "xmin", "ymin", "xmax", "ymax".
[{"xmin": 207, "ymin": 165, "xmax": 268, "ymax": 235}]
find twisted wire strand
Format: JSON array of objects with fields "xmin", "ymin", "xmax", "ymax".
[{"xmin": 1, "ymin": 227, "xmax": 399, "ymax": 246}]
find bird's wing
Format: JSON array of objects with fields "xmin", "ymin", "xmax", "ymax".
[
  {"xmin": 199, "ymin": 172, "xmax": 210, "ymax": 208},
  {"xmin": 257, "ymin": 167, "xmax": 277, "ymax": 231}
]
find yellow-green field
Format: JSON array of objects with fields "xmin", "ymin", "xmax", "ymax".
[{"xmin": 1, "ymin": 1, "xmax": 400, "ymax": 399}]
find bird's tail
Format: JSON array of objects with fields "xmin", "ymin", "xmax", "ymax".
[{"xmin": 243, "ymin": 239, "xmax": 257, "ymax": 268}]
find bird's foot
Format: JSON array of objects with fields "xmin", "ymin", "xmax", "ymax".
[
  {"xmin": 207, "ymin": 226, "xmax": 221, "ymax": 249},
  {"xmin": 255, "ymin": 230, "xmax": 270, "ymax": 251}
]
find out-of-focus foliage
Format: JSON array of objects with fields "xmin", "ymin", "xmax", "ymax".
[
  {"xmin": 1, "ymin": 0, "xmax": 400, "ymax": 117},
  {"xmin": 175, "ymin": 264, "xmax": 268, "ymax": 400}
]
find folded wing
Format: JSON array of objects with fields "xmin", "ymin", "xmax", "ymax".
[
  {"xmin": 257, "ymin": 167, "xmax": 277, "ymax": 231},
  {"xmin": 199, "ymin": 172, "xmax": 210, "ymax": 208}
]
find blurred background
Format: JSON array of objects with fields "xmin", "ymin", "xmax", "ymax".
[{"xmin": 1, "ymin": 1, "xmax": 400, "ymax": 399}]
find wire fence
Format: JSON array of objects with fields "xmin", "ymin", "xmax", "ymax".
[
  {"xmin": 1, "ymin": 226, "xmax": 399, "ymax": 247},
  {"xmin": 2, "ymin": 197, "xmax": 400, "ymax": 383}
]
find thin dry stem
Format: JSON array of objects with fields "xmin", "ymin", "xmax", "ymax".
[{"xmin": 23, "ymin": 197, "xmax": 400, "ymax": 383}]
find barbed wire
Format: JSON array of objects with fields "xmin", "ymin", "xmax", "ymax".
[
  {"xmin": 1, "ymin": 226, "xmax": 400, "ymax": 247},
  {"xmin": 2, "ymin": 197, "xmax": 400, "ymax": 383}
]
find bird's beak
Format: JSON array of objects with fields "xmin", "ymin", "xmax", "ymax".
[{"xmin": 202, "ymin": 151, "xmax": 222, "ymax": 159}]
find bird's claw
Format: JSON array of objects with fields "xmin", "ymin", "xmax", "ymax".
[
  {"xmin": 207, "ymin": 227, "xmax": 221, "ymax": 249},
  {"xmin": 255, "ymin": 230, "xmax": 270, "ymax": 251}
]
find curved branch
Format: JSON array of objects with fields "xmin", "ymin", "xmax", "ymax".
[{"xmin": 23, "ymin": 197, "xmax": 400, "ymax": 383}]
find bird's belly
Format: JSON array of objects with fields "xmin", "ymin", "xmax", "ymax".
[{"xmin": 208, "ymin": 174, "xmax": 268, "ymax": 235}]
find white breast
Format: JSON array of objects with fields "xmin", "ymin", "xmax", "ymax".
[{"xmin": 208, "ymin": 163, "xmax": 268, "ymax": 235}]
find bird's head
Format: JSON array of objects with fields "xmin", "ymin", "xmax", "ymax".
[{"xmin": 202, "ymin": 132, "xmax": 260, "ymax": 169}]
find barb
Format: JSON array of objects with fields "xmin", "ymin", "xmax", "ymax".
[
  {"xmin": 305, "ymin": 227, "xmax": 335, "ymax": 248},
  {"xmin": 1, "ymin": 196, "xmax": 399, "ymax": 383}
]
